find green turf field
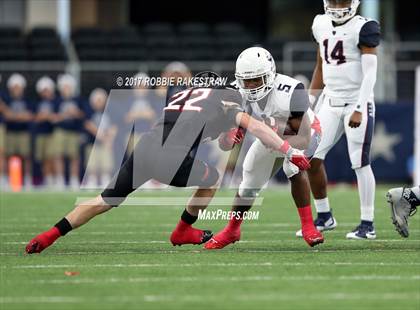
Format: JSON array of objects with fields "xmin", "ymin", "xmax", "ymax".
[{"xmin": 0, "ymin": 186, "xmax": 419, "ymax": 310}]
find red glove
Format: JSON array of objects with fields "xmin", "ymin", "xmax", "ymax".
[
  {"xmin": 290, "ymin": 152, "xmax": 311, "ymax": 170},
  {"xmin": 219, "ymin": 128, "xmax": 244, "ymax": 151},
  {"xmin": 279, "ymin": 141, "xmax": 311, "ymax": 170},
  {"xmin": 228, "ymin": 127, "xmax": 244, "ymax": 144}
]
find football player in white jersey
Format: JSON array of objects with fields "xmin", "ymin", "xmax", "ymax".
[
  {"xmin": 205, "ymin": 47, "xmax": 324, "ymax": 249},
  {"xmin": 296, "ymin": 0, "xmax": 381, "ymax": 239}
]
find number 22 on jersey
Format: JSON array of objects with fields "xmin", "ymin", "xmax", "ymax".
[{"xmin": 164, "ymin": 89, "xmax": 211, "ymax": 112}]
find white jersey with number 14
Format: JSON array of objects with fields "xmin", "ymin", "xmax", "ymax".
[{"xmin": 312, "ymin": 14, "xmax": 380, "ymax": 105}]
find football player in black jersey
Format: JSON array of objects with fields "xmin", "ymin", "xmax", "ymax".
[{"xmin": 26, "ymin": 86, "xmax": 311, "ymax": 254}]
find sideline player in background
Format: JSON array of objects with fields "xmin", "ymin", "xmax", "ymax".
[
  {"xmin": 205, "ymin": 47, "xmax": 324, "ymax": 249},
  {"xmin": 53, "ymin": 74, "xmax": 84, "ymax": 190},
  {"xmin": 296, "ymin": 0, "xmax": 381, "ymax": 240},
  {"xmin": 84, "ymin": 88, "xmax": 116, "ymax": 188},
  {"xmin": 34, "ymin": 76, "xmax": 57, "ymax": 188},
  {"xmin": 387, "ymin": 186, "xmax": 420, "ymax": 238},
  {"xmin": 3, "ymin": 74, "xmax": 33, "ymax": 189},
  {"xmin": 25, "ymin": 85, "xmax": 312, "ymax": 254}
]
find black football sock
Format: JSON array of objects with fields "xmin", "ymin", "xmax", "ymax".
[
  {"xmin": 54, "ymin": 218, "xmax": 73, "ymax": 236},
  {"xmin": 181, "ymin": 209, "xmax": 198, "ymax": 225},
  {"xmin": 408, "ymin": 187, "xmax": 420, "ymax": 206},
  {"xmin": 404, "ymin": 187, "xmax": 420, "ymax": 208}
]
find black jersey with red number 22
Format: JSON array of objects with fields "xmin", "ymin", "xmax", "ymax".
[{"xmin": 152, "ymin": 87, "xmax": 244, "ymax": 149}]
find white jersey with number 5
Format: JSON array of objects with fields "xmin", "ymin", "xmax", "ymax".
[{"xmin": 312, "ymin": 14, "xmax": 380, "ymax": 105}]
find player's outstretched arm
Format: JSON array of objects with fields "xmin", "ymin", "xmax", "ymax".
[{"xmin": 235, "ymin": 112, "xmax": 310, "ymax": 170}]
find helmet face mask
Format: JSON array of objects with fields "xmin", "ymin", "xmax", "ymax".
[
  {"xmin": 235, "ymin": 47, "xmax": 276, "ymax": 102},
  {"xmin": 237, "ymin": 75, "xmax": 269, "ymax": 102},
  {"xmin": 324, "ymin": 0, "xmax": 360, "ymax": 24}
]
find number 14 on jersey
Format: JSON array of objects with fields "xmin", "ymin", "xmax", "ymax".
[{"xmin": 323, "ymin": 39, "xmax": 346, "ymax": 65}]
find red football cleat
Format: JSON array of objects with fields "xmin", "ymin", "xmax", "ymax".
[
  {"xmin": 25, "ymin": 227, "xmax": 61, "ymax": 254},
  {"xmin": 25, "ymin": 237, "xmax": 45, "ymax": 254},
  {"xmin": 302, "ymin": 228, "xmax": 324, "ymax": 247},
  {"xmin": 204, "ymin": 228, "xmax": 241, "ymax": 250},
  {"xmin": 170, "ymin": 225, "xmax": 213, "ymax": 246}
]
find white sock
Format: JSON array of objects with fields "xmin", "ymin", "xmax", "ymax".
[
  {"xmin": 314, "ymin": 198, "xmax": 331, "ymax": 213},
  {"xmin": 45, "ymin": 175, "xmax": 54, "ymax": 186},
  {"xmin": 355, "ymin": 165, "xmax": 376, "ymax": 222},
  {"xmin": 56, "ymin": 175, "xmax": 65, "ymax": 188}
]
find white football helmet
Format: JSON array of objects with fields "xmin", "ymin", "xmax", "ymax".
[
  {"xmin": 235, "ymin": 47, "xmax": 276, "ymax": 102},
  {"xmin": 323, "ymin": 0, "xmax": 360, "ymax": 24}
]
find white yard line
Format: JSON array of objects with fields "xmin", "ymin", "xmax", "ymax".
[
  {"xmin": 32, "ymin": 275, "xmax": 274, "ymax": 284},
  {"xmin": 0, "ymin": 296, "xmax": 84, "ymax": 304},
  {"xmin": 28, "ymin": 274, "xmax": 419, "ymax": 285},
  {"xmin": 0, "ymin": 293, "xmax": 419, "ymax": 304},
  {"xmin": 3, "ymin": 262, "xmax": 273, "ymax": 269},
  {"xmin": 3, "ymin": 261, "xmax": 420, "ymax": 270}
]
